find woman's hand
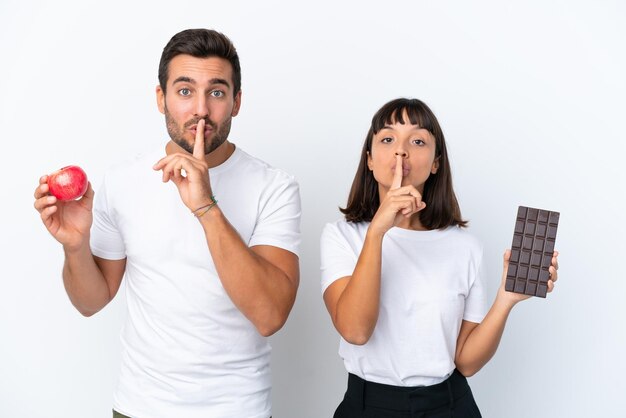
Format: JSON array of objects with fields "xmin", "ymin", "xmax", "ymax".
[
  {"xmin": 496, "ymin": 249, "xmax": 560, "ymax": 308},
  {"xmin": 369, "ymin": 155, "xmax": 426, "ymax": 236}
]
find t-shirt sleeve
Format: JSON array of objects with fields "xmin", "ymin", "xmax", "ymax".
[
  {"xmin": 320, "ymin": 222, "xmax": 358, "ymax": 294},
  {"xmin": 463, "ymin": 248, "xmax": 487, "ymax": 323},
  {"xmin": 248, "ymin": 174, "xmax": 301, "ymax": 256},
  {"xmin": 90, "ymin": 174, "xmax": 126, "ymax": 260}
]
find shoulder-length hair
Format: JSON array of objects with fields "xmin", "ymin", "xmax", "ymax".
[{"xmin": 340, "ymin": 98, "xmax": 467, "ymax": 229}]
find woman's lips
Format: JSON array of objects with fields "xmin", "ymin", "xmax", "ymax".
[{"xmin": 393, "ymin": 165, "xmax": 411, "ymax": 176}]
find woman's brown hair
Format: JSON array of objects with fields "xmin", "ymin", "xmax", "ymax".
[{"xmin": 340, "ymin": 98, "xmax": 467, "ymax": 229}]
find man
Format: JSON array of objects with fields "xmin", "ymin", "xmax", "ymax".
[{"xmin": 33, "ymin": 29, "xmax": 300, "ymax": 418}]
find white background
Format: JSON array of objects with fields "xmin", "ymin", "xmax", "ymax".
[{"xmin": 1, "ymin": 1, "xmax": 624, "ymax": 417}]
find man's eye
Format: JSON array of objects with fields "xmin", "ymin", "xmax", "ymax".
[
  {"xmin": 179, "ymin": 88, "xmax": 191, "ymax": 96},
  {"xmin": 211, "ymin": 90, "xmax": 225, "ymax": 98}
]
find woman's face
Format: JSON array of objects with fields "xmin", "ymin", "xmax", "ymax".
[{"xmin": 367, "ymin": 116, "xmax": 439, "ymax": 195}]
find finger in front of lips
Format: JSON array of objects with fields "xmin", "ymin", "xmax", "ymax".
[
  {"xmin": 391, "ymin": 155, "xmax": 403, "ymax": 190},
  {"xmin": 193, "ymin": 119, "xmax": 205, "ymax": 159}
]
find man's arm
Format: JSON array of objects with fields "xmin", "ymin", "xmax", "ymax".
[
  {"xmin": 34, "ymin": 176, "xmax": 125, "ymax": 316},
  {"xmin": 153, "ymin": 119, "xmax": 299, "ymax": 336},
  {"xmin": 63, "ymin": 247, "xmax": 126, "ymax": 317},
  {"xmin": 198, "ymin": 208, "xmax": 298, "ymax": 336}
]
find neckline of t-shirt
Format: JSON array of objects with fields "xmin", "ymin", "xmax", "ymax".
[
  {"xmin": 386, "ymin": 225, "xmax": 458, "ymax": 241},
  {"xmin": 208, "ymin": 145, "xmax": 243, "ymax": 175}
]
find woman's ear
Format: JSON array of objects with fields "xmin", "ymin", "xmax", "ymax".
[{"xmin": 431, "ymin": 156, "xmax": 440, "ymax": 174}]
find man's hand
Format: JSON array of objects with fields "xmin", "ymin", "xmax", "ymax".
[
  {"xmin": 33, "ymin": 175, "xmax": 94, "ymax": 251},
  {"xmin": 153, "ymin": 119, "xmax": 215, "ymax": 211}
]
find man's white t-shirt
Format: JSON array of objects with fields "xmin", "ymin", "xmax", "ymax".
[
  {"xmin": 321, "ymin": 220, "xmax": 486, "ymax": 387},
  {"xmin": 91, "ymin": 145, "xmax": 301, "ymax": 418}
]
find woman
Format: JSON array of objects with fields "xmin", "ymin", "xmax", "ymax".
[{"xmin": 320, "ymin": 98, "xmax": 559, "ymax": 417}]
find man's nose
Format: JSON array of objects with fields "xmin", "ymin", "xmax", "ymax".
[{"xmin": 194, "ymin": 96, "xmax": 210, "ymax": 118}]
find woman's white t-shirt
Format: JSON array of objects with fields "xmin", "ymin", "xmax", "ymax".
[{"xmin": 321, "ymin": 220, "xmax": 487, "ymax": 387}]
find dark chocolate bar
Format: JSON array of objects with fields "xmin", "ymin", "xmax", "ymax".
[{"xmin": 505, "ymin": 206, "xmax": 560, "ymax": 298}]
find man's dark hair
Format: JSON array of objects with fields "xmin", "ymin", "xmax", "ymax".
[
  {"xmin": 158, "ymin": 29, "xmax": 241, "ymax": 96},
  {"xmin": 340, "ymin": 98, "xmax": 467, "ymax": 230}
]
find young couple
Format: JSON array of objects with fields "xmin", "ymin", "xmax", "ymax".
[{"xmin": 33, "ymin": 28, "xmax": 559, "ymax": 418}]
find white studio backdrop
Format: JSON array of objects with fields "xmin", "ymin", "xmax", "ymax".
[{"xmin": 1, "ymin": 1, "xmax": 624, "ymax": 417}]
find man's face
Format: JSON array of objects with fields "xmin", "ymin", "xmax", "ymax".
[{"xmin": 157, "ymin": 54, "xmax": 241, "ymax": 155}]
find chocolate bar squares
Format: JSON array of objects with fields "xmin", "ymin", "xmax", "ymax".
[{"xmin": 505, "ymin": 206, "xmax": 560, "ymax": 298}]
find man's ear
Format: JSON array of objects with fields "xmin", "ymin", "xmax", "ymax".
[
  {"xmin": 156, "ymin": 85, "xmax": 165, "ymax": 114},
  {"xmin": 231, "ymin": 90, "xmax": 242, "ymax": 117}
]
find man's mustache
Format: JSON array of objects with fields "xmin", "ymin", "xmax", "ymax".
[{"xmin": 184, "ymin": 117, "xmax": 217, "ymax": 130}]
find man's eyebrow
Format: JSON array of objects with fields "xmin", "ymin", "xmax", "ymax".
[
  {"xmin": 172, "ymin": 76, "xmax": 194, "ymax": 84},
  {"xmin": 208, "ymin": 78, "xmax": 231, "ymax": 88},
  {"xmin": 172, "ymin": 76, "xmax": 231, "ymax": 88}
]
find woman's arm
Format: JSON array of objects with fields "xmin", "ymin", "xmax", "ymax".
[
  {"xmin": 323, "ymin": 156, "xmax": 424, "ymax": 345},
  {"xmin": 454, "ymin": 250, "xmax": 559, "ymax": 376},
  {"xmin": 323, "ymin": 228, "xmax": 385, "ymax": 345}
]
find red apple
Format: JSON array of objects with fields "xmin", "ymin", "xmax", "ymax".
[{"xmin": 47, "ymin": 165, "xmax": 88, "ymax": 201}]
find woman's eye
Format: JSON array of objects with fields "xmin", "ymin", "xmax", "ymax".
[
  {"xmin": 413, "ymin": 139, "xmax": 425, "ymax": 146},
  {"xmin": 381, "ymin": 137, "xmax": 393, "ymax": 143},
  {"xmin": 179, "ymin": 88, "xmax": 191, "ymax": 96},
  {"xmin": 210, "ymin": 90, "xmax": 225, "ymax": 98}
]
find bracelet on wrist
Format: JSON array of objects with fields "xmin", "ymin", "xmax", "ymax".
[{"xmin": 192, "ymin": 195, "xmax": 218, "ymax": 218}]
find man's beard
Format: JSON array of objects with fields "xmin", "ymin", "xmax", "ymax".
[{"xmin": 164, "ymin": 105, "xmax": 232, "ymax": 155}]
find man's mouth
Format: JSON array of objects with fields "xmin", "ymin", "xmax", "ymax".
[{"xmin": 189, "ymin": 124, "xmax": 214, "ymax": 136}]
